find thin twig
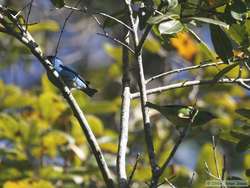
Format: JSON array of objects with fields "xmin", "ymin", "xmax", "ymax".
[
  {"xmin": 130, "ymin": 78, "xmax": 250, "ymax": 99},
  {"xmin": 221, "ymin": 154, "xmax": 226, "ymax": 187},
  {"xmin": 189, "ymin": 172, "xmax": 195, "ymax": 185},
  {"xmin": 15, "ymin": 0, "xmax": 34, "ymax": 17},
  {"xmin": 128, "ymin": 153, "xmax": 141, "ymax": 187},
  {"xmin": 137, "ymin": 25, "xmax": 152, "ymax": 53},
  {"xmin": 54, "ymin": 0, "xmax": 81, "ymax": 57},
  {"xmin": 212, "ymin": 136, "xmax": 221, "ymax": 179},
  {"xmin": 96, "ymin": 32, "xmax": 135, "ymax": 54},
  {"xmin": 0, "ymin": 6, "xmax": 115, "ymax": 187},
  {"xmin": 96, "ymin": 12, "xmax": 133, "ymax": 32},
  {"xmin": 117, "ymin": 31, "xmax": 131, "ymax": 188},
  {"xmin": 156, "ymin": 110, "xmax": 197, "ymax": 178},
  {"xmin": 63, "ymin": 5, "xmax": 133, "ymax": 32},
  {"xmin": 65, "ymin": 4, "xmax": 135, "ymax": 55},
  {"xmin": 163, "ymin": 177, "xmax": 176, "ymax": 188},
  {"xmin": 157, "ymin": 177, "xmax": 176, "ymax": 188},
  {"xmin": 25, "ymin": 0, "xmax": 34, "ymax": 30},
  {"xmin": 146, "ymin": 61, "xmax": 225, "ymax": 84},
  {"xmin": 204, "ymin": 161, "xmax": 221, "ymax": 180}
]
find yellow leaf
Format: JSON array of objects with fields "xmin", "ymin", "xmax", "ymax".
[
  {"xmin": 103, "ymin": 43, "xmax": 122, "ymax": 63},
  {"xmin": 100, "ymin": 143, "xmax": 118, "ymax": 153},
  {"xmin": 144, "ymin": 38, "xmax": 162, "ymax": 54},
  {"xmin": 86, "ymin": 115, "xmax": 104, "ymax": 136},
  {"xmin": 28, "ymin": 20, "xmax": 60, "ymax": 33},
  {"xmin": 170, "ymin": 32, "xmax": 198, "ymax": 61},
  {"xmin": 196, "ymin": 143, "xmax": 223, "ymax": 177},
  {"xmin": 37, "ymin": 92, "xmax": 66, "ymax": 121},
  {"xmin": 41, "ymin": 74, "xmax": 57, "ymax": 93},
  {"xmin": 4, "ymin": 179, "xmax": 54, "ymax": 188},
  {"xmin": 244, "ymin": 154, "xmax": 250, "ymax": 169},
  {"xmin": 43, "ymin": 131, "xmax": 69, "ymax": 157},
  {"xmin": 71, "ymin": 117, "xmax": 86, "ymax": 145}
]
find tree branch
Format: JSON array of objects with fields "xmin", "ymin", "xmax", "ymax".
[
  {"xmin": 63, "ymin": 5, "xmax": 133, "ymax": 32},
  {"xmin": 131, "ymin": 78, "xmax": 250, "ymax": 99},
  {"xmin": 63, "ymin": 4, "xmax": 135, "ymax": 54},
  {"xmin": 155, "ymin": 109, "xmax": 198, "ymax": 180},
  {"xmin": 117, "ymin": 31, "xmax": 131, "ymax": 188},
  {"xmin": 123, "ymin": 1, "xmax": 159, "ymax": 187},
  {"xmin": 146, "ymin": 61, "xmax": 226, "ymax": 84},
  {"xmin": 96, "ymin": 32, "xmax": 135, "ymax": 54},
  {"xmin": 128, "ymin": 153, "xmax": 140, "ymax": 187},
  {"xmin": 157, "ymin": 124, "xmax": 190, "ymax": 178},
  {"xmin": 0, "ymin": 6, "xmax": 115, "ymax": 188}
]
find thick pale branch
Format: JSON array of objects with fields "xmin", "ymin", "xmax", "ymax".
[
  {"xmin": 0, "ymin": 6, "xmax": 114, "ymax": 188},
  {"xmin": 123, "ymin": 0, "xmax": 158, "ymax": 183},
  {"xmin": 131, "ymin": 78, "xmax": 250, "ymax": 99},
  {"xmin": 117, "ymin": 32, "xmax": 131, "ymax": 188}
]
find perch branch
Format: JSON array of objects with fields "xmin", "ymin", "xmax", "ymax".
[{"xmin": 0, "ymin": 6, "xmax": 114, "ymax": 188}]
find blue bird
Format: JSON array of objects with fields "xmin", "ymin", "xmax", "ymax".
[{"xmin": 47, "ymin": 56, "xmax": 97, "ymax": 97}]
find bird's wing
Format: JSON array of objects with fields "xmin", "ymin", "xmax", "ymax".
[{"xmin": 60, "ymin": 65, "xmax": 90, "ymax": 85}]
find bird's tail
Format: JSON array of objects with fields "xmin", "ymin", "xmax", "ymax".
[
  {"xmin": 145, "ymin": 102, "xmax": 160, "ymax": 110},
  {"xmin": 83, "ymin": 87, "xmax": 98, "ymax": 97}
]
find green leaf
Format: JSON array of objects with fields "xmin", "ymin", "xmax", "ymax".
[
  {"xmin": 41, "ymin": 74, "xmax": 57, "ymax": 93},
  {"xmin": 160, "ymin": 0, "xmax": 178, "ymax": 10},
  {"xmin": 228, "ymin": 23, "xmax": 249, "ymax": 45},
  {"xmin": 3, "ymin": 179, "xmax": 54, "ymax": 188},
  {"xmin": 167, "ymin": 0, "xmax": 178, "ymax": 9},
  {"xmin": 158, "ymin": 20, "xmax": 183, "ymax": 35},
  {"xmin": 144, "ymin": 38, "xmax": 162, "ymax": 53},
  {"xmin": 28, "ymin": 20, "xmax": 60, "ymax": 33},
  {"xmin": 187, "ymin": 27, "xmax": 217, "ymax": 61},
  {"xmin": 213, "ymin": 61, "xmax": 242, "ymax": 81},
  {"xmin": 86, "ymin": 115, "xmax": 104, "ymax": 136},
  {"xmin": 0, "ymin": 83, "xmax": 35, "ymax": 109},
  {"xmin": 147, "ymin": 13, "xmax": 179, "ymax": 25},
  {"xmin": 230, "ymin": 129, "xmax": 250, "ymax": 140},
  {"xmin": 100, "ymin": 143, "xmax": 118, "ymax": 153},
  {"xmin": 189, "ymin": 17, "xmax": 229, "ymax": 29},
  {"xmin": 245, "ymin": 169, "xmax": 250, "ymax": 177},
  {"xmin": 235, "ymin": 108, "xmax": 250, "ymax": 119},
  {"xmin": 230, "ymin": 0, "xmax": 247, "ymax": 21},
  {"xmin": 236, "ymin": 137, "xmax": 250, "ymax": 152},
  {"xmin": 38, "ymin": 92, "xmax": 66, "ymax": 121},
  {"xmin": 83, "ymin": 99, "xmax": 120, "ymax": 114},
  {"xmin": 219, "ymin": 130, "xmax": 239, "ymax": 144},
  {"xmin": 43, "ymin": 130, "xmax": 70, "ymax": 157},
  {"xmin": 50, "ymin": 0, "xmax": 65, "ymax": 8},
  {"xmin": 210, "ymin": 25, "xmax": 233, "ymax": 63},
  {"xmin": 180, "ymin": 0, "xmax": 200, "ymax": 17},
  {"xmin": 193, "ymin": 111, "xmax": 216, "ymax": 126},
  {"xmin": 103, "ymin": 43, "xmax": 122, "ymax": 63},
  {"xmin": 196, "ymin": 143, "xmax": 223, "ymax": 177}
]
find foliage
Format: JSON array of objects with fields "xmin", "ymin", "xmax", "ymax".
[{"xmin": 0, "ymin": 0, "xmax": 250, "ymax": 187}]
